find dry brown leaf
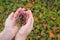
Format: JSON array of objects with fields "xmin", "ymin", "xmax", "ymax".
[
  {"xmin": 32, "ymin": 1, "xmax": 34, "ymax": 5},
  {"xmin": 52, "ymin": 26, "xmax": 58, "ymax": 31},
  {"xmin": 39, "ymin": 19, "xmax": 43, "ymax": 23},
  {"xmin": 34, "ymin": 16, "xmax": 39, "ymax": 22},
  {"xmin": 30, "ymin": 3, "xmax": 34, "ymax": 7},
  {"xmin": 43, "ymin": 23, "xmax": 47, "ymax": 29},
  {"xmin": 57, "ymin": 34, "xmax": 60, "ymax": 40},
  {"xmin": 51, "ymin": 16, "xmax": 56, "ymax": 21},
  {"xmin": 49, "ymin": 31, "xmax": 56, "ymax": 38}
]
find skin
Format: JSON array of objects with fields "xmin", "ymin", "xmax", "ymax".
[{"xmin": 0, "ymin": 8, "xmax": 34, "ymax": 40}]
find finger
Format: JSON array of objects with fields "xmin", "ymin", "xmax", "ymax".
[
  {"xmin": 14, "ymin": 8, "xmax": 22, "ymax": 18},
  {"xmin": 21, "ymin": 8, "xmax": 25, "ymax": 11},
  {"xmin": 25, "ymin": 10, "xmax": 33, "ymax": 26},
  {"xmin": 8, "ymin": 12, "xmax": 14, "ymax": 20},
  {"xmin": 19, "ymin": 8, "xmax": 25, "ymax": 14},
  {"xmin": 25, "ymin": 10, "xmax": 32, "ymax": 20},
  {"xmin": 26, "ymin": 17, "xmax": 34, "ymax": 34},
  {"xmin": 25, "ymin": 10, "xmax": 32, "ymax": 16},
  {"xmin": 25, "ymin": 17, "xmax": 32, "ymax": 26},
  {"xmin": 25, "ymin": 16, "xmax": 34, "ymax": 32},
  {"xmin": 30, "ymin": 15, "xmax": 34, "ymax": 26},
  {"xmin": 15, "ymin": 8, "xmax": 22, "ymax": 14}
]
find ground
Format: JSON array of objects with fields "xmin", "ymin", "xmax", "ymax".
[{"xmin": 0, "ymin": 0, "xmax": 60, "ymax": 40}]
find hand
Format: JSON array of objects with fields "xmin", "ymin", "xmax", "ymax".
[
  {"xmin": 15, "ymin": 9, "xmax": 34, "ymax": 40},
  {"xmin": 0, "ymin": 11, "xmax": 19, "ymax": 40}
]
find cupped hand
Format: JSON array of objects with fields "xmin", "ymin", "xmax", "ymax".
[
  {"xmin": 15, "ymin": 8, "xmax": 34, "ymax": 40},
  {"xmin": 0, "ymin": 11, "xmax": 19, "ymax": 40}
]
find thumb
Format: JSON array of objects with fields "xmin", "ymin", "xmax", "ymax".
[{"xmin": 8, "ymin": 12, "xmax": 14, "ymax": 20}]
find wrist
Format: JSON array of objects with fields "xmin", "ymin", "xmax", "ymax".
[
  {"xmin": 15, "ymin": 33, "xmax": 27, "ymax": 40},
  {"xmin": 0, "ymin": 28, "xmax": 14, "ymax": 40},
  {"xmin": 15, "ymin": 36, "xmax": 27, "ymax": 40}
]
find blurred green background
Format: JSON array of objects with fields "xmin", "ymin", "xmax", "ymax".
[{"xmin": 0, "ymin": 0, "xmax": 60, "ymax": 40}]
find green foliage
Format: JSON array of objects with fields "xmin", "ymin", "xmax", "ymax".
[{"xmin": 0, "ymin": 0, "xmax": 60, "ymax": 40}]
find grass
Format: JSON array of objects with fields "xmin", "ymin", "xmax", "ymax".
[{"xmin": 0, "ymin": 0, "xmax": 60, "ymax": 40}]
